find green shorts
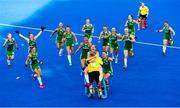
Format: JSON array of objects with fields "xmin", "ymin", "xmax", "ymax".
[
  {"xmin": 81, "ymin": 53, "xmax": 88, "ymax": 60},
  {"xmin": 129, "ymin": 29, "xmax": 135, "ymax": 36},
  {"xmin": 66, "ymin": 41, "xmax": 74, "ymax": 47},
  {"xmin": 110, "ymin": 43, "xmax": 118, "ymax": 49},
  {"xmin": 56, "ymin": 36, "xmax": 63, "ymax": 43},
  {"xmin": 164, "ymin": 35, "xmax": 172, "ymax": 41},
  {"xmin": 103, "ymin": 69, "xmax": 113, "ymax": 76},
  {"xmin": 6, "ymin": 49, "xmax": 14, "ymax": 56},
  {"xmin": 30, "ymin": 63, "xmax": 39, "ymax": 72},
  {"xmin": 102, "ymin": 39, "xmax": 110, "ymax": 46}
]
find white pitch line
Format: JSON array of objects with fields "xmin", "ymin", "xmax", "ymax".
[{"xmin": 0, "ymin": 23, "xmax": 180, "ymax": 50}]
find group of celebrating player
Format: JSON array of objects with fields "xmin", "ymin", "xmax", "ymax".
[{"xmin": 2, "ymin": 2, "xmax": 176, "ymax": 94}]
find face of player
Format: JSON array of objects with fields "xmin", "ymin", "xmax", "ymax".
[
  {"xmin": 128, "ymin": 15, "xmax": 132, "ymax": 20},
  {"xmin": 124, "ymin": 29, "xmax": 129, "ymax": 35},
  {"xmin": 112, "ymin": 28, "xmax": 116, "ymax": 34},
  {"xmin": 31, "ymin": 47, "xmax": 36, "ymax": 53},
  {"xmin": 86, "ymin": 19, "xmax": 90, "ymax": 24},
  {"xmin": 84, "ymin": 37, "xmax": 89, "ymax": 43},
  {"xmin": 66, "ymin": 27, "xmax": 71, "ymax": 33},
  {"xmin": 59, "ymin": 22, "xmax": 63, "ymax": 28},
  {"xmin": 29, "ymin": 34, "xmax": 34, "ymax": 40},
  {"xmin": 165, "ymin": 22, "xmax": 169, "ymax": 27},
  {"xmin": 7, "ymin": 33, "xmax": 12, "ymax": 39},
  {"xmin": 102, "ymin": 52, "xmax": 107, "ymax": 58},
  {"xmin": 141, "ymin": 3, "xmax": 145, "ymax": 7},
  {"xmin": 91, "ymin": 45, "xmax": 96, "ymax": 52},
  {"xmin": 103, "ymin": 26, "xmax": 108, "ymax": 32}
]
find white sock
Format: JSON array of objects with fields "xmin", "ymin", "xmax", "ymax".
[
  {"xmin": 67, "ymin": 55, "xmax": 72, "ymax": 65},
  {"xmin": 85, "ymin": 74, "xmax": 89, "ymax": 83},
  {"xmin": 163, "ymin": 46, "xmax": 166, "ymax": 53},
  {"xmin": 111, "ymin": 53, "xmax": 114, "ymax": 58},
  {"xmin": 115, "ymin": 54, "xmax": 118, "ymax": 58},
  {"xmin": 37, "ymin": 77, "xmax": 43, "ymax": 85},
  {"xmin": 124, "ymin": 58, "xmax": 127, "ymax": 67},
  {"xmin": 89, "ymin": 85, "xmax": 93, "ymax": 94},
  {"xmin": 59, "ymin": 48, "xmax": 64, "ymax": 55},
  {"xmin": 7, "ymin": 59, "xmax": 11, "ymax": 65},
  {"xmin": 99, "ymin": 76, "xmax": 103, "ymax": 82},
  {"xmin": 34, "ymin": 74, "xmax": 38, "ymax": 77}
]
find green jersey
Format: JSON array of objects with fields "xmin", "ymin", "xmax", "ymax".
[
  {"xmin": 102, "ymin": 31, "xmax": 110, "ymax": 46},
  {"xmin": 29, "ymin": 52, "xmax": 39, "ymax": 71},
  {"xmin": 6, "ymin": 38, "xmax": 15, "ymax": 55},
  {"xmin": 123, "ymin": 35, "xmax": 133, "ymax": 51},
  {"xmin": 7, "ymin": 38, "xmax": 15, "ymax": 51},
  {"xmin": 163, "ymin": 27, "xmax": 172, "ymax": 40},
  {"xmin": 29, "ymin": 39, "xmax": 36, "ymax": 48},
  {"xmin": 81, "ymin": 43, "xmax": 91, "ymax": 59},
  {"xmin": 64, "ymin": 32, "xmax": 74, "ymax": 47},
  {"xmin": 109, "ymin": 33, "xmax": 118, "ymax": 49},
  {"xmin": 83, "ymin": 24, "xmax": 93, "ymax": 38},
  {"xmin": 127, "ymin": 20, "xmax": 135, "ymax": 35},
  {"xmin": 102, "ymin": 58, "xmax": 113, "ymax": 75},
  {"xmin": 56, "ymin": 28, "xmax": 65, "ymax": 43}
]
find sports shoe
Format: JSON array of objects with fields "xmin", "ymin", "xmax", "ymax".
[
  {"xmin": 32, "ymin": 73, "xmax": 37, "ymax": 80},
  {"xmin": 40, "ymin": 84, "xmax": 45, "ymax": 88},
  {"xmin": 123, "ymin": 65, "xmax": 127, "ymax": 71},
  {"xmin": 162, "ymin": 52, "xmax": 166, "ymax": 56},
  {"xmin": 115, "ymin": 57, "xmax": 118, "ymax": 64},
  {"xmin": 85, "ymin": 83, "xmax": 91, "ymax": 87}
]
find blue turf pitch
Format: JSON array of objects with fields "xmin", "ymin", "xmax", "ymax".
[{"xmin": 0, "ymin": 0, "xmax": 180, "ymax": 107}]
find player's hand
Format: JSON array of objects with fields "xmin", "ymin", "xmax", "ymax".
[
  {"xmin": 25, "ymin": 64, "xmax": 28, "ymax": 67},
  {"xmin": 41, "ymin": 26, "xmax": 46, "ymax": 31},
  {"xmin": 15, "ymin": 31, "xmax": 20, "ymax": 34},
  {"xmin": 156, "ymin": 30, "xmax": 159, "ymax": 32},
  {"xmin": 75, "ymin": 41, "xmax": 78, "ymax": 45},
  {"xmin": 39, "ymin": 61, "xmax": 43, "ymax": 65}
]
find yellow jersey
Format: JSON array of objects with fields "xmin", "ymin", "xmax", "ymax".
[
  {"xmin": 139, "ymin": 6, "xmax": 149, "ymax": 15},
  {"xmin": 87, "ymin": 57, "xmax": 103, "ymax": 73}
]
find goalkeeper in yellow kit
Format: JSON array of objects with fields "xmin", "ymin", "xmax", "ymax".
[
  {"xmin": 84, "ymin": 45, "xmax": 103, "ymax": 89},
  {"xmin": 138, "ymin": 2, "xmax": 149, "ymax": 29}
]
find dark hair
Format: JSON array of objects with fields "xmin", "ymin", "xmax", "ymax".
[
  {"xmin": 103, "ymin": 24, "xmax": 108, "ymax": 28},
  {"xmin": 102, "ymin": 51, "xmax": 108, "ymax": 54},
  {"xmin": 130, "ymin": 14, "xmax": 133, "ymax": 19},
  {"xmin": 84, "ymin": 35, "xmax": 88, "ymax": 38},
  {"xmin": 66, "ymin": 25, "xmax": 70, "ymax": 28},
  {"xmin": 29, "ymin": 32, "xmax": 33, "ymax": 35},
  {"xmin": 165, "ymin": 21, "xmax": 169, "ymax": 24},
  {"xmin": 91, "ymin": 44, "xmax": 96, "ymax": 48},
  {"xmin": 29, "ymin": 46, "xmax": 36, "ymax": 52}
]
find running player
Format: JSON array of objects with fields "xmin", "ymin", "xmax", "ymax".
[
  {"xmin": 82, "ymin": 18, "xmax": 94, "ymax": 43},
  {"xmin": 51, "ymin": 22, "xmax": 65, "ymax": 56},
  {"xmin": 102, "ymin": 51, "xmax": 113, "ymax": 88},
  {"xmin": 156, "ymin": 21, "xmax": 176, "ymax": 56},
  {"xmin": 15, "ymin": 26, "xmax": 46, "ymax": 53},
  {"xmin": 138, "ymin": 2, "xmax": 149, "ymax": 29},
  {"xmin": 3, "ymin": 33, "xmax": 19, "ymax": 66},
  {"xmin": 125, "ymin": 14, "xmax": 139, "ymax": 36},
  {"xmin": 25, "ymin": 47, "xmax": 45, "ymax": 88},
  {"xmin": 64, "ymin": 25, "xmax": 78, "ymax": 66},
  {"xmin": 118, "ymin": 28, "xmax": 135, "ymax": 70},
  {"xmin": 75, "ymin": 35, "xmax": 92, "ymax": 73},
  {"xmin": 98, "ymin": 25, "xmax": 110, "ymax": 53},
  {"xmin": 109, "ymin": 27, "xmax": 123, "ymax": 64}
]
